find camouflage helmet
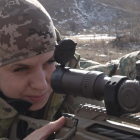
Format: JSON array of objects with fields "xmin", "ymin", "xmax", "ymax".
[{"xmin": 0, "ymin": 0, "xmax": 56, "ymax": 66}]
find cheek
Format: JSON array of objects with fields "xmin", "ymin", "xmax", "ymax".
[{"xmin": 0, "ymin": 75, "xmax": 27, "ymax": 99}]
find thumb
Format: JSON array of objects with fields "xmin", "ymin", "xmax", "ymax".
[
  {"xmin": 42, "ymin": 116, "xmax": 66, "ymax": 136},
  {"xmin": 24, "ymin": 117, "xmax": 66, "ymax": 140}
]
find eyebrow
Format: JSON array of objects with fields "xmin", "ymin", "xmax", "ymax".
[
  {"xmin": 8, "ymin": 55, "xmax": 55, "ymax": 67},
  {"xmin": 9, "ymin": 63, "xmax": 29, "ymax": 67}
]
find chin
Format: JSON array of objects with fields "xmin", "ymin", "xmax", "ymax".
[{"xmin": 28, "ymin": 102, "xmax": 46, "ymax": 111}]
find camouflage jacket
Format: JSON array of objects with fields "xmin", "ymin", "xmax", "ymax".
[
  {"xmin": 84, "ymin": 51, "xmax": 140, "ymax": 79},
  {"xmin": 0, "ymin": 98, "xmax": 18, "ymax": 139}
]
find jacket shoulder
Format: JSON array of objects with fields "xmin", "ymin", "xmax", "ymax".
[
  {"xmin": 118, "ymin": 51, "xmax": 140, "ymax": 79},
  {"xmin": 0, "ymin": 98, "xmax": 17, "ymax": 138},
  {"xmin": 0, "ymin": 98, "xmax": 17, "ymax": 119}
]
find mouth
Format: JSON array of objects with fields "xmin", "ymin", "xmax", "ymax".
[{"xmin": 26, "ymin": 92, "xmax": 47, "ymax": 102}]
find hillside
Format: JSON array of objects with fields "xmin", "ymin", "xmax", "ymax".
[{"xmin": 39, "ymin": 0, "xmax": 140, "ymax": 35}]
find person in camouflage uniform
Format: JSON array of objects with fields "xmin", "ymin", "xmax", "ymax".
[
  {"xmin": 83, "ymin": 51, "xmax": 140, "ymax": 80},
  {"xmin": 0, "ymin": 0, "xmax": 65, "ymax": 139},
  {"xmin": 0, "ymin": 0, "xmax": 139, "ymax": 140},
  {"xmin": 0, "ymin": 0, "xmax": 104, "ymax": 139}
]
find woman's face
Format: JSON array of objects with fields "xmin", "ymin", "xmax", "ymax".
[{"xmin": 0, "ymin": 50, "xmax": 55, "ymax": 111}]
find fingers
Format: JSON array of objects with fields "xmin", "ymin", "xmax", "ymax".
[
  {"xmin": 47, "ymin": 116, "xmax": 66, "ymax": 132},
  {"xmin": 23, "ymin": 117, "xmax": 66, "ymax": 140},
  {"xmin": 41, "ymin": 116, "xmax": 66, "ymax": 138}
]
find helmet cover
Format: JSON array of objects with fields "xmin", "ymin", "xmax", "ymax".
[{"xmin": 0, "ymin": 0, "xmax": 56, "ymax": 66}]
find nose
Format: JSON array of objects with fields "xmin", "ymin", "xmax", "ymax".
[{"xmin": 30, "ymin": 68, "xmax": 48, "ymax": 91}]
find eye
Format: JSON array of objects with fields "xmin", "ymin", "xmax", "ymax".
[
  {"xmin": 14, "ymin": 67, "xmax": 28, "ymax": 72},
  {"xmin": 45, "ymin": 59, "xmax": 56, "ymax": 65}
]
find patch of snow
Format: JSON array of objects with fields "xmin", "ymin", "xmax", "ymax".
[
  {"xmin": 99, "ymin": 54, "xmax": 108, "ymax": 57},
  {"xmin": 78, "ymin": 35, "xmax": 116, "ymax": 40},
  {"xmin": 52, "ymin": 18, "xmax": 57, "ymax": 21},
  {"xmin": 58, "ymin": 20, "xmax": 68, "ymax": 24},
  {"xmin": 60, "ymin": 8, "xmax": 64, "ymax": 13}
]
